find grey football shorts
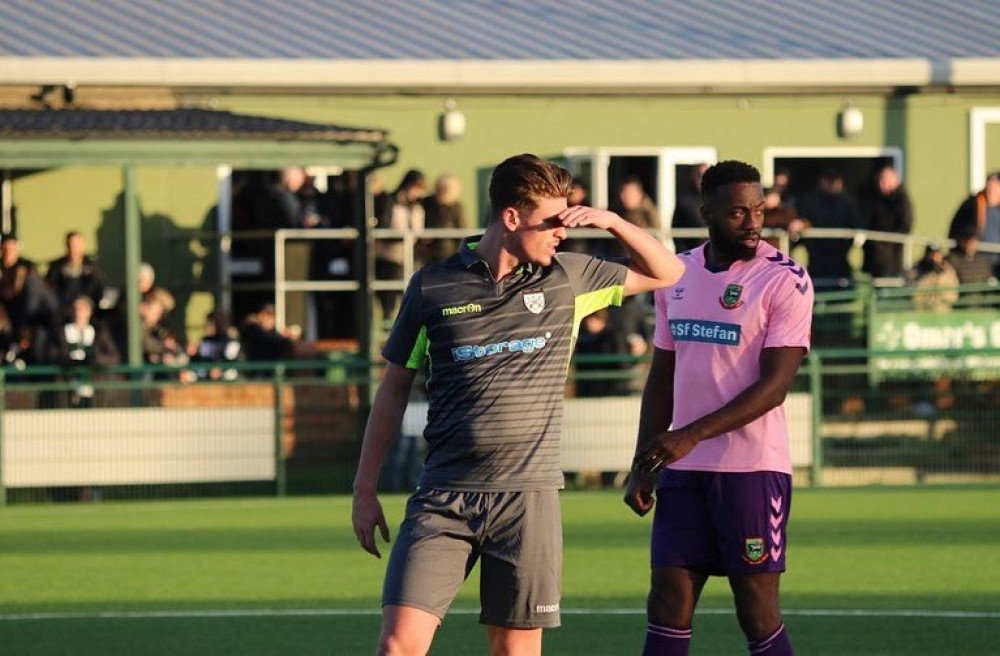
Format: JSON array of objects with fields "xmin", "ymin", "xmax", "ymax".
[{"xmin": 382, "ymin": 488, "xmax": 562, "ymax": 629}]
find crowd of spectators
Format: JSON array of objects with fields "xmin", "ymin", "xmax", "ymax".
[{"xmin": 2, "ymin": 164, "xmax": 997, "ymax": 405}]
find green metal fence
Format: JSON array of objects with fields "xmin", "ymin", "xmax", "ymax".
[{"xmin": 2, "ymin": 348, "xmax": 998, "ymax": 505}]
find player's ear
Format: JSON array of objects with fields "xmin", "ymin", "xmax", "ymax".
[{"xmin": 501, "ymin": 207, "xmax": 520, "ymax": 232}]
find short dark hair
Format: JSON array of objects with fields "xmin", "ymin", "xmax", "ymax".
[
  {"xmin": 700, "ymin": 160, "xmax": 760, "ymax": 201},
  {"xmin": 488, "ymin": 154, "xmax": 572, "ymax": 223},
  {"xmin": 395, "ymin": 169, "xmax": 426, "ymax": 194}
]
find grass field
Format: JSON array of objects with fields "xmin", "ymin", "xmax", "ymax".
[{"xmin": 1, "ymin": 487, "xmax": 998, "ymax": 655}]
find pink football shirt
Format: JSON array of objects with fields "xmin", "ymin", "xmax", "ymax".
[{"xmin": 652, "ymin": 242, "xmax": 814, "ymax": 474}]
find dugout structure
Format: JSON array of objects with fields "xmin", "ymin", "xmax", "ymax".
[{"xmin": 0, "ymin": 108, "xmax": 397, "ymax": 366}]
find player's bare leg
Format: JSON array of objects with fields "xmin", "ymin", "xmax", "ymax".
[
  {"xmin": 642, "ymin": 566, "xmax": 708, "ymax": 654},
  {"xmin": 729, "ymin": 573, "xmax": 792, "ymax": 654},
  {"xmin": 486, "ymin": 626, "xmax": 542, "ymax": 656},
  {"xmin": 648, "ymin": 566, "xmax": 708, "ymax": 627},
  {"xmin": 378, "ymin": 605, "xmax": 440, "ymax": 656}
]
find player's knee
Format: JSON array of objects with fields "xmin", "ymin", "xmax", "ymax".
[
  {"xmin": 487, "ymin": 628, "xmax": 542, "ymax": 656},
  {"xmin": 378, "ymin": 631, "xmax": 423, "ymax": 656},
  {"xmin": 647, "ymin": 587, "xmax": 692, "ymax": 627},
  {"xmin": 734, "ymin": 604, "xmax": 782, "ymax": 640}
]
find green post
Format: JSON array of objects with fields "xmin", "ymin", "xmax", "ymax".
[
  {"xmin": 273, "ymin": 364, "xmax": 287, "ymax": 497},
  {"xmin": 0, "ymin": 369, "xmax": 6, "ymax": 506},
  {"xmin": 808, "ymin": 353, "xmax": 824, "ymax": 488},
  {"xmin": 123, "ymin": 165, "xmax": 143, "ymax": 368}
]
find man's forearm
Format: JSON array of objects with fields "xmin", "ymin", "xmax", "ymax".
[
  {"xmin": 610, "ymin": 217, "xmax": 683, "ymax": 283},
  {"xmin": 676, "ymin": 377, "xmax": 788, "ymax": 445},
  {"xmin": 353, "ymin": 380, "xmax": 411, "ymax": 494}
]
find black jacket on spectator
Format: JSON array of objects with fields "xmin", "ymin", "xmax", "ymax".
[
  {"xmin": 799, "ymin": 191, "xmax": 859, "ymax": 283},
  {"xmin": 241, "ymin": 323, "xmax": 294, "ymax": 362},
  {"xmin": 860, "ymin": 186, "xmax": 913, "ymax": 278},
  {"xmin": 46, "ymin": 255, "xmax": 105, "ymax": 308}
]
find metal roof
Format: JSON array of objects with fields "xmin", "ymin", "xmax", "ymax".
[
  {"xmin": 0, "ymin": 109, "xmax": 387, "ymax": 143},
  {"xmin": 1, "ymin": 0, "xmax": 999, "ymax": 60},
  {"xmin": 0, "ymin": 1, "xmax": 998, "ymax": 90}
]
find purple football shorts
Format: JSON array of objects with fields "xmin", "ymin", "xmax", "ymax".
[{"xmin": 651, "ymin": 469, "xmax": 792, "ymax": 576}]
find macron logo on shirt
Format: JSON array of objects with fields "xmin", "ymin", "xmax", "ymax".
[{"xmin": 669, "ymin": 319, "xmax": 741, "ymax": 346}]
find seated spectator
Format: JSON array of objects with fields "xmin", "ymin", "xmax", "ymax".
[
  {"xmin": 45, "ymin": 231, "xmax": 105, "ymax": 310},
  {"xmin": 140, "ymin": 296, "xmax": 188, "ymax": 368},
  {"xmin": 60, "ymin": 296, "xmax": 119, "ymax": 408},
  {"xmin": 947, "ymin": 227, "xmax": 996, "ymax": 286},
  {"xmin": 909, "ymin": 243, "xmax": 960, "ymax": 313},
  {"xmin": 240, "ymin": 304, "xmax": 299, "ymax": 363},
  {"xmin": 188, "ymin": 310, "xmax": 242, "ymax": 381}
]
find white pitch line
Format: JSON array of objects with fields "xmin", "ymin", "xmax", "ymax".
[{"xmin": 0, "ymin": 608, "xmax": 997, "ymax": 622}]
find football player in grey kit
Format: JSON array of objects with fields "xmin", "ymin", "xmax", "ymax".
[{"xmin": 353, "ymin": 153, "xmax": 684, "ymax": 655}]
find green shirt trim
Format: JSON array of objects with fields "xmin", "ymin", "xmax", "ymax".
[
  {"xmin": 406, "ymin": 325, "xmax": 429, "ymax": 369},
  {"xmin": 572, "ymin": 285, "xmax": 625, "ymax": 339}
]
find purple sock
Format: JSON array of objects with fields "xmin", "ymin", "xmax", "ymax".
[
  {"xmin": 747, "ymin": 623, "xmax": 792, "ymax": 655},
  {"xmin": 643, "ymin": 622, "xmax": 692, "ymax": 655}
]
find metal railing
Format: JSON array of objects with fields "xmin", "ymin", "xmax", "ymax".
[{"xmin": 2, "ymin": 344, "xmax": 999, "ymax": 505}]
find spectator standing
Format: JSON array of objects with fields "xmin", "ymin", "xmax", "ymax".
[
  {"xmin": 574, "ymin": 308, "xmax": 633, "ymax": 397},
  {"xmin": 763, "ymin": 186, "xmax": 810, "ymax": 249},
  {"xmin": 949, "ymin": 171, "xmax": 1000, "ymax": 268},
  {"xmin": 860, "ymin": 166, "xmax": 913, "ymax": 279},
  {"xmin": 60, "ymin": 296, "xmax": 119, "ymax": 408},
  {"xmin": 615, "ymin": 177, "xmax": 660, "ymax": 230},
  {"xmin": 374, "ymin": 169, "xmax": 427, "ymax": 321},
  {"xmin": 909, "ymin": 244, "xmax": 960, "ymax": 313},
  {"xmin": 772, "ymin": 167, "xmax": 797, "ymax": 211},
  {"xmin": 420, "ymin": 173, "xmax": 464, "ymax": 265},
  {"xmin": 671, "ymin": 164, "xmax": 709, "ymax": 253},
  {"xmin": 45, "ymin": 231, "xmax": 105, "ymax": 310},
  {"xmin": 0, "ymin": 234, "xmax": 60, "ymax": 365},
  {"xmin": 606, "ymin": 177, "xmax": 660, "ymax": 258},
  {"xmin": 799, "ymin": 169, "xmax": 860, "ymax": 286}
]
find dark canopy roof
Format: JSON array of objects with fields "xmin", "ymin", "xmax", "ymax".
[{"xmin": 0, "ymin": 109, "xmax": 387, "ymax": 144}]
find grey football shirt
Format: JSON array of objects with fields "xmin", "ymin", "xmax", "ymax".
[{"xmin": 382, "ymin": 236, "xmax": 628, "ymax": 491}]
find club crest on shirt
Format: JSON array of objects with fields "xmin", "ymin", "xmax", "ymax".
[
  {"xmin": 671, "ymin": 287, "xmax": 685, "ymax": 300},
  {"xmin": 719, "ymin": 283, "xmax": 745, "ymax": 310},
  {"xmin": 523, "ymin": 291, "xmax": 545, "ymax": 314},
  {"xmin": 743, "ymin": 537, "xmax": 768, "ymax": 565}
]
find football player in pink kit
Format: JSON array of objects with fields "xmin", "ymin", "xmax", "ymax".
[{"xmin": 625, "ymin": 160, "xmax": 813, "ymax": 656}]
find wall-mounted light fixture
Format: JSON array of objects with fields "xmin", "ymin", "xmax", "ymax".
[
  {"xmin": 440, "ymin": 98, "xmax": 466, "ymax": 141},
  {"xmin": 838, "ymin": 101, "xmax": 864, "ymax": 138}
]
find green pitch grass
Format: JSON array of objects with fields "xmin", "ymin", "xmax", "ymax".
[{"xmin": 1, "ymin": 488, "xmax": 998, "ymax": 654}]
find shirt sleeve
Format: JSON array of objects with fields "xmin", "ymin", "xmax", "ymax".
[
  {"xmin": 652, "ymin": 287, "xmax": 676, "ymax": 351},
  {"xmin": 556, "ymin": 252, "xmax": 629, "ymax": 315},
  {"xmin": 764, "ymin": 268, "xmax": 814, "ymax": 352},
  {"xmin": 381, "ymin": 271, "xmax": 429, "ymax": 369}
]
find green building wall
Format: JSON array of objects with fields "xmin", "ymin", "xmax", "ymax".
[
  {"xmin": 12, "ymin": 165, "xmax": 218, "ymax": 336},
  {"xmin": 226, "ymin": 91, "xmax": 1000, "ymax": 237},
  {"xmin": 8, "ymin": 90, "xmax": 1000, "ymax": 339}
]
